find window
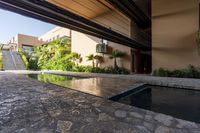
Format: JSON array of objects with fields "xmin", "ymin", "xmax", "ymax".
[{"xmin": 22, "ymin": 45, "xmax": 34, "ymax": 54}]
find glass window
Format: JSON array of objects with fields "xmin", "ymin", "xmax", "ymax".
[{"xmin": 22, "ymin": 45, "xmax": 34, "ymax": 54}]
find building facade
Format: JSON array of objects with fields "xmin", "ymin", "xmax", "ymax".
[
  {"xmin": 7, "ymin": 26, "xmax": 71, "ymax": 52},
  {"xmin": 71, "ymin": 11, "xmax": 133, "ymax": 71},
  {"xmin": 48, "ymin": 0, "xmax": 151, "ymax": 73},
  {"xmin": 7, "ymin": 34, "xmax": 44, "ymax": 51},
  {"xmin": 4, "ymin": 0, "xmax": 200, "ymax": 73},
  {"xmin": 152, "ymin": 0, "xmax": 200, "ymax": 70},
  {"xmin": 39, "ymin": 26, "xmax": 71, "ymax": 43}
]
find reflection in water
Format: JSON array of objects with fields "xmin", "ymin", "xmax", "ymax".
[
  {"xmin": 117, "ymin": 86, "xmax": 200, "ymax": 123},
  {"xmin": 28, "ymin": 74, "xmax": 138, "ymax": 98},
  {"xmin": 65, "ymin": 78, "xmax": 103, "ymax": 96},
  {"xmin": 28, "ymin": 74, "xmax": 79, "ymax": 83},
  {"xmin": 28, "ymin": 74, "xmax": 104, "ymax": 96}
]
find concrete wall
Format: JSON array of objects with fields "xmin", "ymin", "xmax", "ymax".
[
  {"xmin": 39, "ymin": 26, "xmax": 71, "ymax": 42},
  {"xmin": 17, "ymin": 34, "xmax": 44, "ymax": 48},
  {"xmin": 152, "ymin": 0, "xmax": 200, "ymax": 70},
  {"xmin": 72, "ymin": 11, "xmax": 132, "ymax": 70}
]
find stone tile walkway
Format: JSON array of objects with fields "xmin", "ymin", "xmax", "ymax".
[{"xmin": 0, "ymin": 74, "xmax": 200, "ymax": 133}]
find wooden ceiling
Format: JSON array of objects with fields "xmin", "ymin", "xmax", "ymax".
[
  {"xmin": 48, "ymin": 0, "xmax": 151, "ymax": 29},
  {"xmin": 0, "ymin": 0, "xmax": 150, "ymax": 50},
  {"xmin": 48, "ymin": 0, "xmax": 115, "ymax": 19}
]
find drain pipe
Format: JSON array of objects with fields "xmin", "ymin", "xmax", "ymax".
[{"xmin": 9, "ymin": 49, "xmax": 17, "ymax": 69}]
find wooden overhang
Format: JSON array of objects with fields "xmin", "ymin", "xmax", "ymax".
[
  {"xmin": 106, "ymin": 0, "xmax": 151, "ymax": 29},
  {"xmin": 0, "ymin": 0, "xmax": 150, "ymax": 50}
]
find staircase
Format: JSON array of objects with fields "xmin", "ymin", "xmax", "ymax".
[{"xmin": 2, "ymin": 50, "xmax": 26, "ymax": 70}]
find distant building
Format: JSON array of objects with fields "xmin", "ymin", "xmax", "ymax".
[
  {"xmin": 7, "ymin": 34, "xmax": 44, "ymax": 51},
  {"xmin": 39, "ymin": 26, "xmax": 71, "ymax": 43},
  {"xmin": 6, "ymin": 26, "xmax": 71, "ymax": 52}
]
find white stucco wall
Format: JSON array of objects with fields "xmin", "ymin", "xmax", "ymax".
[{"xmin": 39, "ymin": 26, "xmax": 71, "ymax": 42}]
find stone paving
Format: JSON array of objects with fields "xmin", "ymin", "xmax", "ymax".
[{"xmin": 0, "ymin": 74, "xmax": 200, "ymax": 133}]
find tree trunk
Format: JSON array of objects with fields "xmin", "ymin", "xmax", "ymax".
[
  {"xmin": 114, "ymin": 58, "xmax": 117, "ymax": 68},
  {"xmin": 92, "ymin": 59, "xmax": 95, "ymax": 68},
  {"xmin": 95, "ymin": 60, "xmax": 99, "ymax": 68}
]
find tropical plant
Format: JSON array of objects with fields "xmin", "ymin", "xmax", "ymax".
[
  {"xmin": 94, "ymin": 55, "xmax": 104, "ymax": 67},
  {"xmin": 109, "ymin": 50, "xmax": 125, "ymax": 68},
  {"xmin": 86, "ymin": 54, "xmax": 95, "ymax": 68},
  {"xmin": 18, "ymin": 48, "xmax": 29, "ymax": 69},
  {"xmin": 153, "ymin": 65, "xmax": 200, "ymax": 79},
  {"xmin": 28, "ymin": 37, "xmax": 71, "ymax": 70},
  {"xmin": 70, "ymin": 52, "xmax": 82, "ymax": 66},
  {"xmin": 104, "ymin": 67, "xmax": 130, "ymax": 74}
]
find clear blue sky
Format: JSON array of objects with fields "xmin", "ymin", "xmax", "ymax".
[{"xmin": 0, "ymin": 9, "xmax": 55, "ymax": 43}]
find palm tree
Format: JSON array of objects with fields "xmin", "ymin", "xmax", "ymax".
[
  {"xmin": 110, "ymin": 50, "xmax": 125, "ymax": 68},
  {"xmin": 86, "ymin": 54, "xmax": 95, "ymax": 68},
  {"xmin": 70, "ymin": 52, "xmax": 82, "ymax": 66},
  {"xmin": 94, "ymin": 55, "xmax": 104, "ymax": 67}
]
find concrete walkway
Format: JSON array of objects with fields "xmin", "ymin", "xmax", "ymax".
[
  {"xmin": 0, "ymin": 74, "xmax": 200, "ymax": 132},
  {"xmin": 2, "ymin": 50, "xmax": 26, "ymax": 70}
]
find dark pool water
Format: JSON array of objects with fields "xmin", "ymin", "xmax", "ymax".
[{"xmin": 111, "ymin": 85, "xmax": 200, "ymax": 123}]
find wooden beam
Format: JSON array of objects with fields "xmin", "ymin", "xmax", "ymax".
[
  {"xmin": 106, "ymin": 0, "xmax": 151, "ymax": 29},
  {"xmin": 0, "ymin": 0, "xmax": 150, "ymax": 50}
]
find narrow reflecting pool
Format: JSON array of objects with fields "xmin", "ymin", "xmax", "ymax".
[
  {"xmin": 111, "ymin": 85, "xmax": 200, "ymax": 123},
  {"xmin": 28, "ymin": 74, "xmax": 140, "ymax": 98},
  {"xmin": 28, "ymin": 73, "xmax": 81, "ymax": 83}
]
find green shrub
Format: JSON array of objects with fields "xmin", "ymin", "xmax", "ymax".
[
  {"xmin": 104, "ymin": 67, "xmax": 130, "ymax": 74},
  {"xmin": 72, "ymin": 65, "xmax": 88, "ymax": 72},
  {"xmin": 71, "ymin": 65, "xmax": 129, "ymax": 74},
  {"xmin": 26, "ymin": 36, "xmax": 130, "ymax": 75},
  {"xmin": 28, "ymin": 59, "xmax": 38, "ymax": 70},
  {"xmin": 153, "ymin": 68, "xmax": 170, "ymax": 77},
  {"xmin": 26, "ymin": 37, "xmax": 71, "ymax": 70},
  {"xmin": 153, "ymin": 65, "xmax": 200, "ymax": 79},
  {"xmin": 18, "ymin": 48, "xmax": 29, "ymax": 69},
  {"xmin": 41, "ymin": 56, "xmax": 74, "ymax": 71}
]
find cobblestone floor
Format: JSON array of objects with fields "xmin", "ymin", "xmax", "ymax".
[{"xmin": 0, "ymin": 74, "xmax": 200, "ymax": 133}]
